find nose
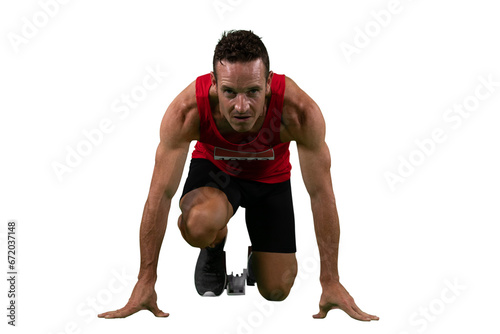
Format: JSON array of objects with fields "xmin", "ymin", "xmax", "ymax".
[{"xmin": 234, "ymin": 94, "xmax": 249, "ymax": 114}]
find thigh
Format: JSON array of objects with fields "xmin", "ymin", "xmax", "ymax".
[
  {"xmin": 180, "ymin": 158, "xmax": 241, "ymax": 216},
  {"xmin": 244, "ymin": 179, "xmax": 296, "ymax": 253}
]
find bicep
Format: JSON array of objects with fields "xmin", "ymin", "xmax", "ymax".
[
  {"xmin": 294, "ymin": 99, "xmax": 334, "ymax": 198},
  {"xmin": 284, "ymin": 77, "xmax": 334, "ymax": 197}
]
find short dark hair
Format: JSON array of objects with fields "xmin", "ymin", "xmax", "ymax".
[{"xmin": 213, "ymin": 30, "xmax": 270, "ymax": 81}]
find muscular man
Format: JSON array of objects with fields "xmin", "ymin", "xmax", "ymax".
[{"xmin": 98, "ymin": 30, "xmax": 378, "ymax": 321}]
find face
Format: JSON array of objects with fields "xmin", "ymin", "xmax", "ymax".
[{"xmin": 211, "ymin": 59, "xmax": 273, "ymax": 133}]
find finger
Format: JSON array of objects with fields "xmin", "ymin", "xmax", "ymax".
[
  {"xmin": 148, "ymin": 303, "xmax": 170, "ymax": 318},
  {"xmin": 99, "ymin": 311, "xmax": 127, "ymax": 319},
  {"xmin": 333, "ymin": 296, "xmax": 372, "ymax": 322},
  {"xmin": 312, "ymin": 309, "xmax": 327, "ymax": 319},
  {"xmin": 352, "ymin": 302, "xmax": 379, "ymax": 321},
  {"xmin": 98, "ymin": 306, "xmax": 140, "ymax": 319},
  {"xmin": 312, "ymin": 303, "xmax": 336, "ymax": 319},
  {"xmin": 98, "ymin": 310, "xmax": 125, "ymax": 318},
  {"xmin": 336, "ymin": 303, "xmax": 371, "ymax": 322},
  {"xmin": 97, "ymin": 312, "xmax": 111, "ymax": 318},
  {"xmin": 154, "ymin": 310, "xmax": 170, "ymax": 318}
]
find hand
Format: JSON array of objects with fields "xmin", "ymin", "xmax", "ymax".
[
  {"xmin": 313, "ymin": 281, "xmax": 379, "ymax": 321},
  {"xmin": 98, "ymin": 280, "xmax": 169, "ymax": 319}
]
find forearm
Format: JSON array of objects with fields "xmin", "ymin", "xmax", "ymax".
[
  {"xmin": 137, "ymin": 194, "xmax": 172, "ymax": 283},
  {"xmin": 311, "ymin": 192, "xmax": 340, "ymax": 285}
]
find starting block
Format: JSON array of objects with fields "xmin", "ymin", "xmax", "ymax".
[
  {"xmin": 226, "ymin": 249, "xmax": 256, "ymax": 295},
  {"xmin": 226, "ymin": 269, "xmax": 252, "ymax": 295}
]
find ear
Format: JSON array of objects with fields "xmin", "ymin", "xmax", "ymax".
[
  {"xmin": 266, "ymin": 71, "xmax": 274, "ymax": 94},
  {"xmin": 210, "ymin": 71, "xmax": 217, "ymax": 90}
]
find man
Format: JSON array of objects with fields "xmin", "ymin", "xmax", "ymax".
[{"xmin": 98, "ymin": 30, "xmax": 378, "ymax": 321}]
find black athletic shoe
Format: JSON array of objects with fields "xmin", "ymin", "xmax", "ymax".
[{"xmin": 194, "ymin": 238, "xmax": 227, "ymax": 296}]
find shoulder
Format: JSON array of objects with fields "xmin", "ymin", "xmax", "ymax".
[
  {"xmin": 281, "ymin": 76, "xmax": 325, "ymax": 147},
  {"xmin": 159, "ymin": 79, "xmax": 200, "ymax": 147}
]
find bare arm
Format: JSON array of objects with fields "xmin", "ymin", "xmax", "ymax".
[
  {"xmin": 285, "ymin": 78, "xmax": 378, "ymax": 321},
  {"xmin": 297, "ymin": 138, "xmax": 340, "ymax": 285},
  {"xmin": 99, "ymin": 82, "xmax": 198, "ymax": 319},
  {"xmin": 138, "ymin": 114, "xmax": 192, "ymax": 284}
]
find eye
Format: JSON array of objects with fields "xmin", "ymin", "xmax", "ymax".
[{"xmin": 224, "ymin": 89, "xmax": 236, "ymax": 97}]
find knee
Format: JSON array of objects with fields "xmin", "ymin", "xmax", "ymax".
[
  {"xmin": 179, "ymin": 188, "xmax": 231, "ymax": 243},
  {"xmin": 258, "ymin": 269, "xmax": 297, "ymax": 302},
  {"xmin": 178, "ymin": 207, "xmax": 216, "ymax": 248},
  {"xmin": 259, "ymin": 286, "xmax": 292, "ymax": 302}
]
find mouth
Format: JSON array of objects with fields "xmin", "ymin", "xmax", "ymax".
[{"xmin": 233, "ymin": 115, "xmax": 251, "ymax": 122}]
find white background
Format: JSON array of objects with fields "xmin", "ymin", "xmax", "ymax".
[{"xmin": 1, "ymin": 0, "xmax": 499, "ymax": 333}]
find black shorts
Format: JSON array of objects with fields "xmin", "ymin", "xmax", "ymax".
[{"xmin": 180, "ymin": 158, "xmax": 296, "ymax": 253}]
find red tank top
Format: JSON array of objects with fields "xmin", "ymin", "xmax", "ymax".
[{"xmin": 192, "ymin": 73, "xmax": 291, "ymax": 183}]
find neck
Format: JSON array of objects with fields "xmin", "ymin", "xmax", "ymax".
[{"xmin": 217, "ymin": 110, "xmax": 266, "ymax": 144}]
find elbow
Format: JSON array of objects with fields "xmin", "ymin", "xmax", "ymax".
[
  {"xmin": 148, "ymin": 185, "xmax": 175, "ymax": 204},
  {"xmin": 308, "ymin": 187, "xmax": 336, "ymax": 204},
  {"xmin": 164, "ymin": 189, "xmax": 176, "ymax": 201}
]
